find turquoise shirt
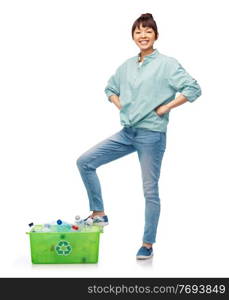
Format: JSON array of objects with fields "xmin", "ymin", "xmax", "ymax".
[{"xmin": 104, "ymin": 48, "xmax": 202, "ymax": 132}]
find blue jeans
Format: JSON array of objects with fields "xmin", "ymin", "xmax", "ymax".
[{"xmin": 76, "ymin": 126, "xmax": 166, "ymax": 244}]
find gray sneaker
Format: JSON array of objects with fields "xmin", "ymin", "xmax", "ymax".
[{"xmin": 84, "ymin": 215, "xmax": 109, "ymax": 226}]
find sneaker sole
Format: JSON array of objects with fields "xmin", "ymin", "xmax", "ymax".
[
  {"xmin": 136, "ymin": 254, "xmax": 153, "ymax": 260},
  {"xmin": 93, "ymin": 222, "xmax": 109, "ymax": 226}
]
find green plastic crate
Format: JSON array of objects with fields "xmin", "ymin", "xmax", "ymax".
[{"xmin": 27, "ymin": 225, "xmax": 102, "ymax": 264}]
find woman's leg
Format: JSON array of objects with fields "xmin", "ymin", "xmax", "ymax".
[
  {"xmin": 135, "ymin": 130, "xmax": 166, "ymax": 246},
  {"xmin": 76, "ymin": 129, "xmax": 136, "ymax": 212}
]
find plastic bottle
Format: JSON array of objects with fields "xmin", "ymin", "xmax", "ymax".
[
  {"xmin": 56, "ymin": 219, "xmax": 72, "ymax": 232},
  {"xmin": 74, "ymin": 215, "xmax": 82, "ymax": 224},
  {"xmin": 75, "ymin": 215, "xmax": 80, "ymax": 221},
  {"xmin": 28, "ymin": 222, "xmax": 35, "ymax": 232},
  {"xmin": 42, "ymin": 223, "xmax": 53, "ymax": 232},
  {"xmin": 74, "ymin": 215, "xmax": 86, "ymax": 231},
  {"xmin": 31, "ymin": 225, "xmax": 44, "ymax": 232},
  {"xmin": 42, "ymin": 221, "xmax": 58, "ymax": 232}
]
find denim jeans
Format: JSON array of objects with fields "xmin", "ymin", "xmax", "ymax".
[{"xmin": 76, "ymin": 126, "xmax": 166, "ymax": 244}]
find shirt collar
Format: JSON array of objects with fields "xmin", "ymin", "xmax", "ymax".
[{"xmin": 137, "ymin": 48, "xmax": 159, "ymax": 63}]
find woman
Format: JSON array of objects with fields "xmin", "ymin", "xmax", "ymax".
[{"xmin": 76, "ymin": 13, "xmax": 202, "ymax": 259}]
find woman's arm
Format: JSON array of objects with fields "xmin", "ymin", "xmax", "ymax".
[
  {"xmin": 109, "ymin": 94, "xmax": 122, "ymax": 110},
  {"xmin": 104, "ymin": 63, "xmax": 123, "ymax": 106},
  {"xmin": 155, "ymin": 93, "xmax": 188, "ymax": 116},
  {"xmin": 156, "ymin": 58, "xmax": 202, "ymax": 116}
]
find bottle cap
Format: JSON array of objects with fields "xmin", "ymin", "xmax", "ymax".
[
  {"xmin": 57, "ymin": 219, "xmax": 62, "ymax": 225},
  {"xmin": 72, "ymin": 225, "xmax": 79, "ymax": 230},
  {"xmin": 28, "ymin": 223, "xmax": 34, "ymax": 227}
]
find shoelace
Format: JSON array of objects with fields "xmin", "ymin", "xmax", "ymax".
[
  {"xmin": 84, "ymin": 215, "xmax": 106, "ymax": 223},
  {"xmin": 83, "ymin": 215, "xmax": 93, "ymax": 221},
  {"xmin": 142, "ymin": 246, "xmax": 152, "ymax": 251}
]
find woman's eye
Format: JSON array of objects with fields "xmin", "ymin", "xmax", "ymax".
[{"xmin": 136, "ymin": 31, "xmax": 152, "ymax": 34}]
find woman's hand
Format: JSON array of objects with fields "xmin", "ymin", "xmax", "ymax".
[
  {"xmin": 155, "ymin": 104, "xmax": 171, "ymax": 116},
  {"xmin": 155, "ymin": 95, "xmax": 188, "ymax": 116},
  {"xmin": 109, "ymin": 95, "xmax": 122, "ymax": 110}
]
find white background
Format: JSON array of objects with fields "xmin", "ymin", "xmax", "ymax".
[{"xmin": 0, "ymin": 0, "xmax": 229, "ymax": 277}]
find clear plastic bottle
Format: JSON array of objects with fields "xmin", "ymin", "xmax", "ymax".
[
  {"xmin": 74, "ymin": 215, "xmax": 85, "ymax": 231},
  {"xmin": 43, "ymin": 221, "xmax": 58, "ymax": 232},
  {"xmin": 42, "ymin": 223, "xmax": 53, "ymax": 232},
  {"xmin": 56, "ymin": 219, "xmax": 72, "ymax": 232},
  {"xmin": 74, "ymin": 215, "xmax": 82, "ymax": 224},
  {"xmin": 31, "ymin": 225, "xmax": 44, "ymax": 232}
]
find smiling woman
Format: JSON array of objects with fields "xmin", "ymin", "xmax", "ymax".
[
  {"xmin": 132, "ymin": 13, "xmax": 159, "ymax": 62},
  {"xmin": 76, "ymin": 12, "xmax": 202, "ymax": 261},
  {"xmin": 133, "ymin": 24, "xmax": 156, "ymax": 62}
]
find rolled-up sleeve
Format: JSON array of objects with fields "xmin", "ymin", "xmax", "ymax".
[
  {"xmin": 167, "ymin": 58, "xmax": 202, "ymax": 102},
  {"xmin": 104, "ymin": 65, "xmax": 122, "ymax": 102}
]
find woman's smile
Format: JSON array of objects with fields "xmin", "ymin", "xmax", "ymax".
[{"xmin": 139, "ymin": 40, "xmax": 150, "ymax": 45}]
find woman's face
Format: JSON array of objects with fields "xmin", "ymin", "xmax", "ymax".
[{"xmin": 133, "ymin": 23, "xmax": 156, "ymax": 52}]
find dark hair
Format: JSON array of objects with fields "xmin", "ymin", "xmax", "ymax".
[{"xmin": 131, "ymin": 13, "xmax": 158, "ymax": 40}]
